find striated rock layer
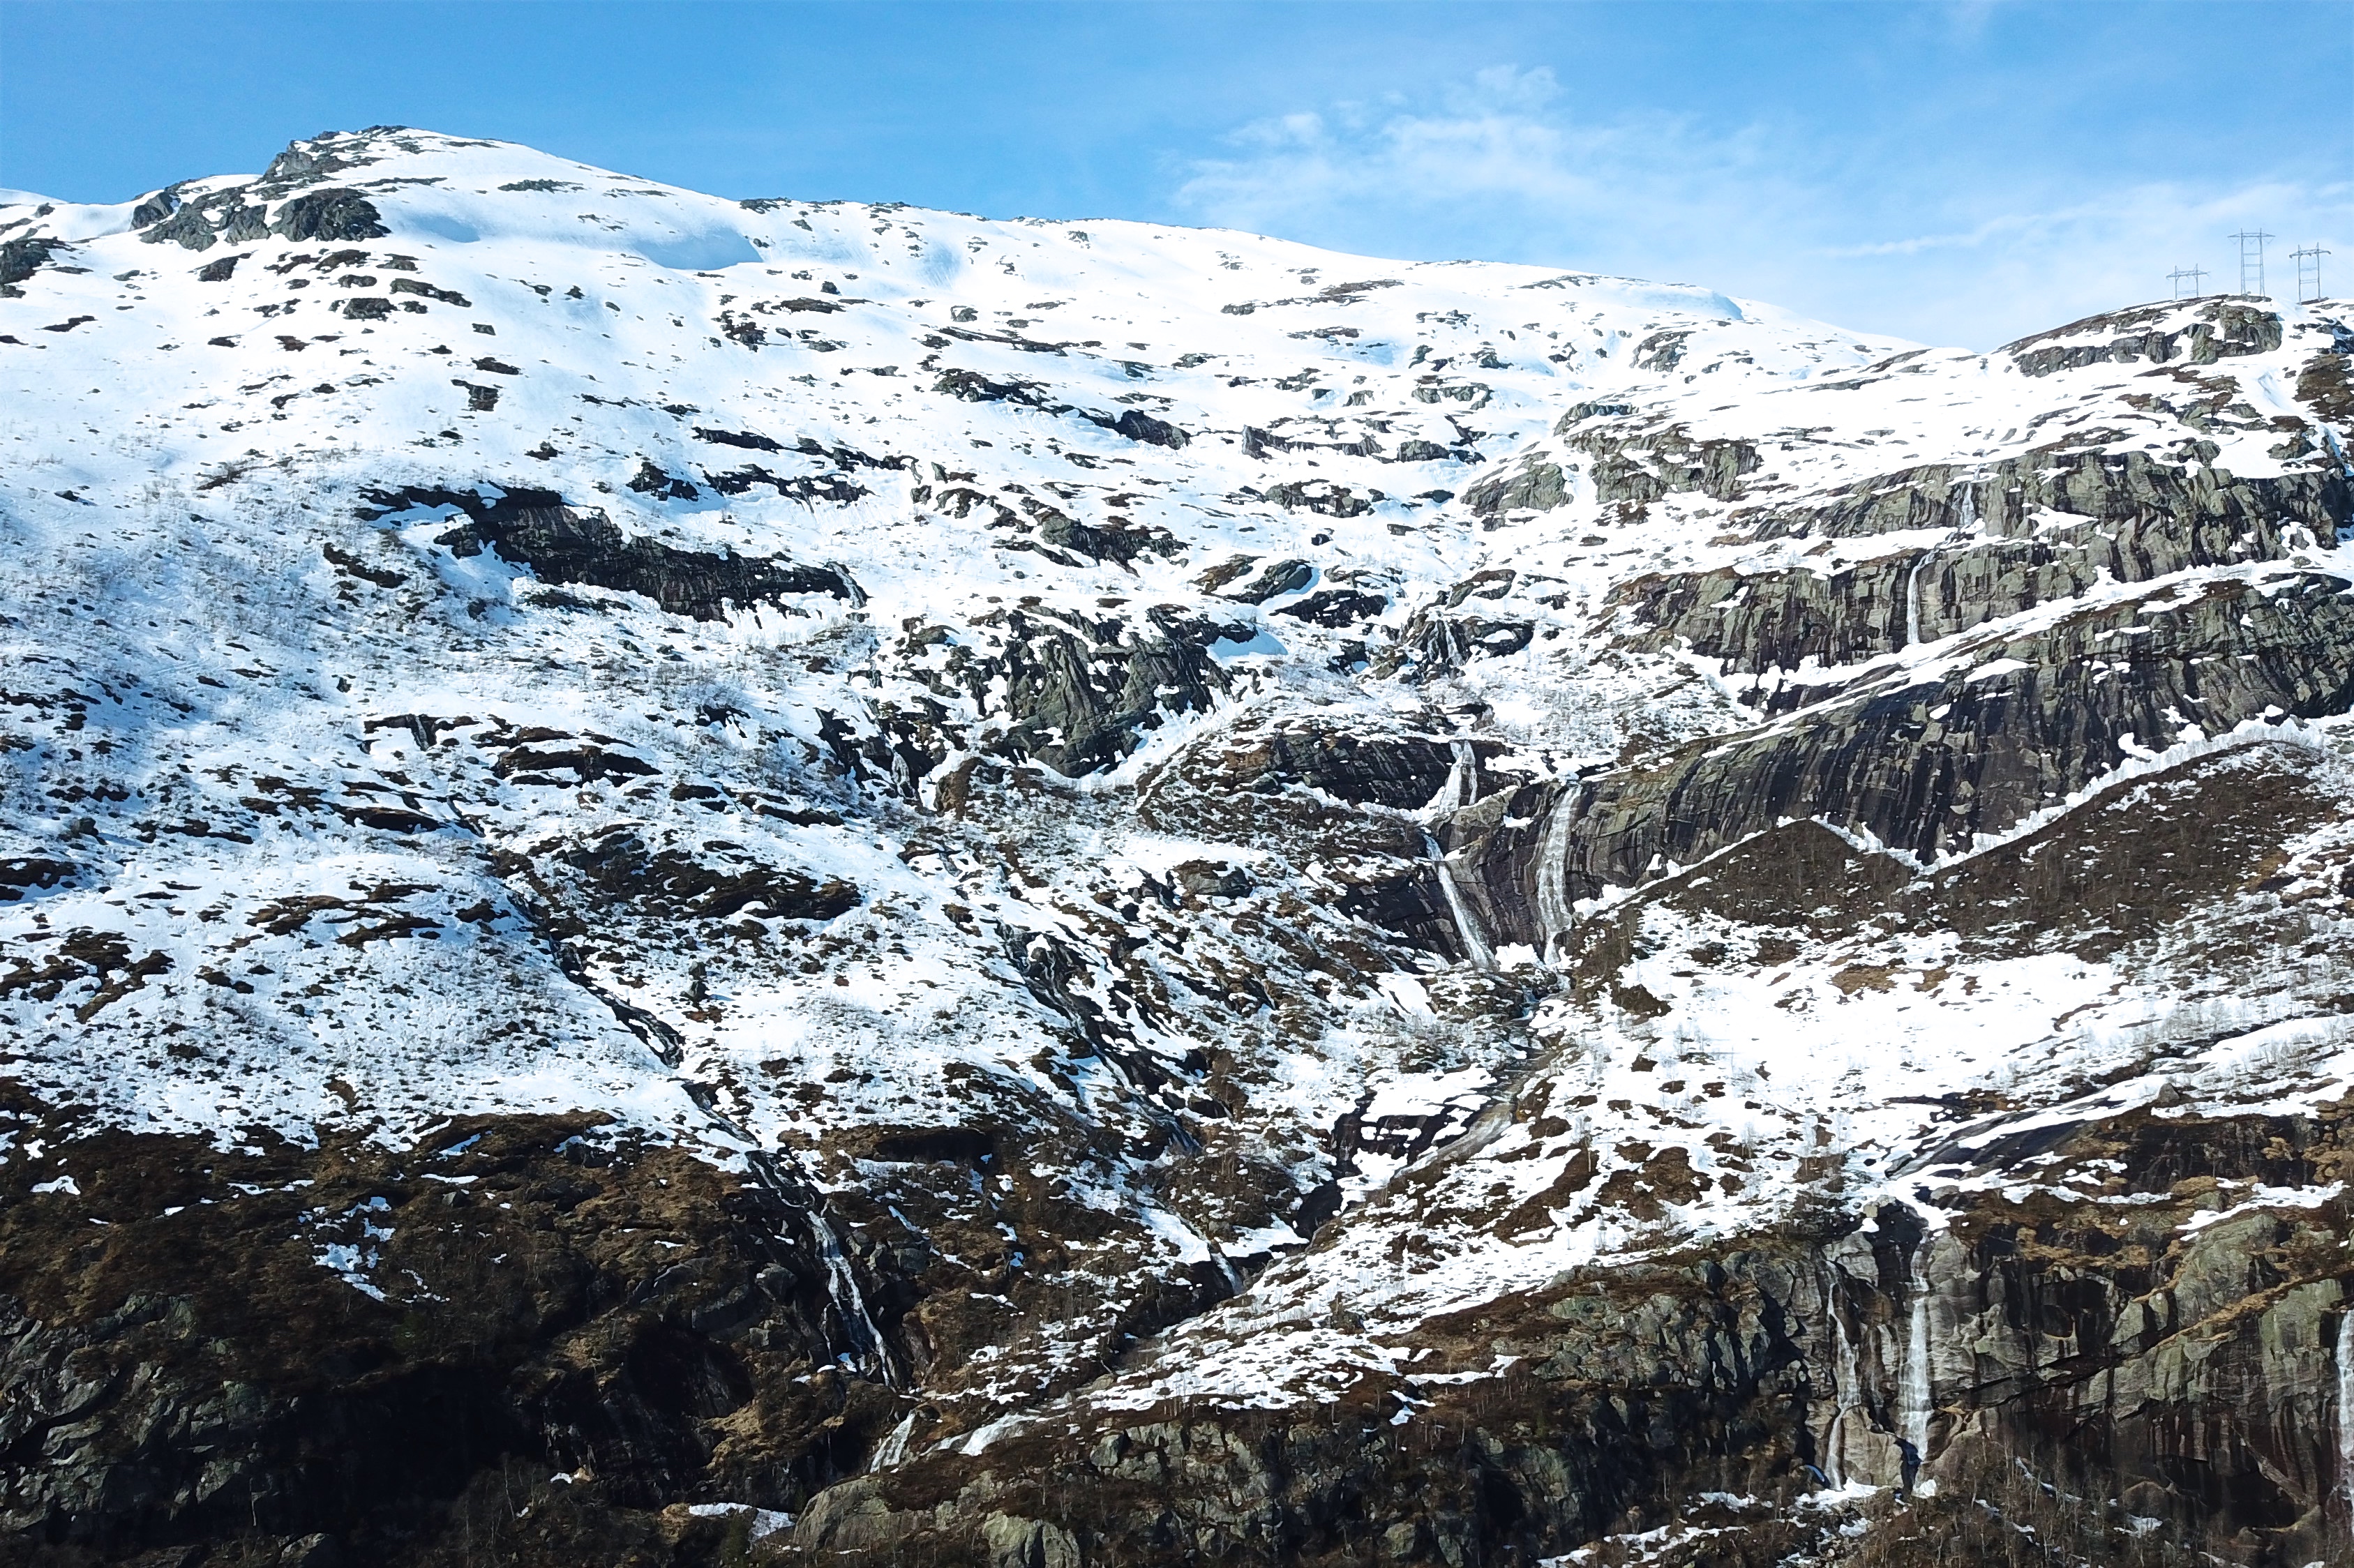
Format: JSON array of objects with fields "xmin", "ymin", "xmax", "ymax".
[{"xmin": 0, "ymin": 128, "xmax": 2349, "ymax": 1566}]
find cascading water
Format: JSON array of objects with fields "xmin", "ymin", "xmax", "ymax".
[
  {"xmin": 1533, "ymin": 786, "xmax": 1580, "ymax": 963},
  {"xmin": 1422, "ymin": 741, "xmax": 1496, "ymax": 970},
  {"xmin": 1820, "ymin": 1265, "xmax": 1866, "ymax": 1486},
  {"xmin": 1833, "ymin": 1309, "xmax": 1865, "ymax": 1483},
  {"xmin": 868, "ymin": 1411, "xmax": 918, "ymax": 1471},
  {"xmin": 1426, "ymin": 831, "xmax": 1495, "ymax": 971},
  {"xmin": 1899, "ymin": 1241, "xmax": 1936, "ymax": 1492},
  {"xmin": 2337, "ymin": 1307, "xmax": 2354, "ymax": 1518},
  {"xmin": 1443, "ymin": 617, "xmax": 1469, "ymax": 670},
  {"xmin": 1441, "ymin": 739, "xmax": 1479, "ymax": 811},
  {"xmin": 809, "ymin": 1209, "xmax": 901, "ymax": 1388},
  {"xmin": 1905, "ymin": 480, "xmax": 1977, "ymax": 649}
]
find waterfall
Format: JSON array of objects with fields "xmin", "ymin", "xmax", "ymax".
[
  {"xmin": 1533, "ymin": 786, "xmax": 1579, "ymax": 963},
  {"xmin": 2338, "ymin": 1306, "xmax": 2354, "ymax": 1517},
  {"xmin": 1824, "ymin": 1284, "xmax": 1865, "ymax": 1485},
  {"xmin": 1427, "ymin": 831, "xmax": 1495, "ymax": 971},
  {"xmin": 869, "ymin": 1411, "xmax": 917, "ymax": 1471},
  {"xmin": 1899, "ymin": 1241, "xmax": 1935, "ymax": 1486},
  {"xmin": 1441, "ymin": 739, "xmax": 1479, "ymax": 811},
  {"xmin": 810, "ymin": 1209, "xmax": 902, "ymax": 1388},
  {"xmin": 1903, "ymin": 480, "xmax": 1973, "ymax": 651}
]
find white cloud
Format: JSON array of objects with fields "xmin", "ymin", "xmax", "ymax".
[{"xmin": 1167, "ymin": 70, "xmax": 2351, "ymax": 349}]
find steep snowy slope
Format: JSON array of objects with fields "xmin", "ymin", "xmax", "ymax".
[{"xmin": 1, "ymin": 127, "xmax": 2350, "ymax": 1567}]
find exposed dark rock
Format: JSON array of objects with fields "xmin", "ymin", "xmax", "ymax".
[
  {"xmin": 2297, "ymin": 347, "xmax": 2354, "ymax": 423},
  {"xmin": 127, "ymin": 188, "xmax": 181, "ymax": 229},
  {"xmin": 260, "ymin": 133, "xmax": 382, "ymax": 190},
  {"xmin": 492, "ymin": 739, "xmax": 659, "ymax": 785},
  {"xmin": 627, "ymin": 459, "xmax": 698, "ymax": 499},
  {"xmin": 1612, "ymin": 444, "xmax": 2351, "ymax": 677},
  {"xmin": 1562, "ymin": 422, "xmax": 1761, "ymax": 510},
  {"xmin": 934, "ymin": 372, "xmax": 1184, "ymax": 446},
  {"xmin": 785, "ymin": 1135, "xmax": 2352, "ymax": 1567},
  {"xmin": 1273, "ymin": 587, "xmax": 1387, "ymax": 627},
  {"xmin": 1630, "ymin": 329, "xmax": 1691, "ymax": 370},
  {"xmin": 0, "ymin": 1106, "xmax": 887, "ymax": 1565},
  {"xmin": 897, "ymin": 605, "xmax": 1231, "ymax": 778},
  {"xmin": 1746, "ymin": 440, "xmax": 2346, "ymax": 546},
  {"xmin": 1086, "ymin": 408, "xmax": 1190, "ymax": 448},
  {"xmin": 691, "ymin": 426, "xmax": 784, "ymax": 452},
  {"xmin": 15, "ymin": 156, "xmax": 2354, "ymax": 1568},
  {"xmin": 2002, "ymin": 298, "xmax": 2284, "ymax": 376},
  {"xmin": 1224, "ymin": 559, "xmax": 1315, "ymax": 604},
  {"xmin": 269, "ymin": 190, "xmax": 391, "ymax": 244},
  {"xmin": 1033, "ymin": 511, "xmax": 1179, "ymax": 568},
  {"xmin": 934, "ymin": 369, "xmax": 1057, "ymax": 409},
  {"xmin": 1377, "ymin": 605, "xmax": 1536, "ymax": 679},
  {"xmin": 0, "ymin": 238, "xmax": 67, "ymax": 298},
  {"xmin": 0, "ymin": 858, "xmax": 74, "ymax": 900},
  {"xmin": 389, "ymin": 278, "xmax": 469, "ymax": 306},
  {"xmin": 555, "ymin": 829, "xmax": 858, "ymax": 924},
  {"xmin": 1135, "ymin": 716, "xmax": 1510, "ymax": 960},
  {"xmin": 702, "ymin": 467, "xmax": 869, "ymax": 505},
  {"xmin": 1463, "ymin": 570, "xmax": 2354, "ymax": 933},
  {"xmin": 1463, "ymin": 456, "xmax": 1569, "ymax": 515},
  {"xmin": 1260, "ymin": 481, "xmax": 1378, "ymax": 518},
  {"xmin": 133, "ymin": 190, "xmax": 248, "ymax": 252},
  {"xmin": 1155, "ymin": 723, "xmax": 1478, "ymax": 813},
  {"xmin": 366, "ymin": 485, "xmax": 860, "ymax": 619}
]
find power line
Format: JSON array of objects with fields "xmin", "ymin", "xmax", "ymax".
[
  {"xmin": 2231, "ymin": 229, "xmax": 2274, "ymax": 296},
  {"xmin": 2168, "ymin": 265, "xmax": 2209, "ymax": 301},
  {"xmin": 2292, "ymin": 243, "xmax": 2331, "ymax": 303}
]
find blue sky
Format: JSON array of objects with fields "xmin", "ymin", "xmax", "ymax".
[{"xmin": 2, "ymin": 1, "xmax": 2346, "ymax": 347}]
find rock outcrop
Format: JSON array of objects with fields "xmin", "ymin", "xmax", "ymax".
[{"xmin": 366, "ymin": 485, "xmax": 862, "ymax": 619}]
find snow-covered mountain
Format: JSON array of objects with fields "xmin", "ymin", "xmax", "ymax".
[{"xmin": 2, "ymin": 126, "xmax": 2351, "ymax": 1567}]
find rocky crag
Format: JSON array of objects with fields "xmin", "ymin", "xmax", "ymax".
[{"xmin": 0, "ymin": 128, "xmax": 2350, "ymax": 1566}]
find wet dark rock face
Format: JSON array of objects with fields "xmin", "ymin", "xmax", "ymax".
[
  {"xmin": 1756, "ymin": 442, "xmax": 2340, "ymax": 548},
  {"xmin": 783, "ymin": 1144, "xmax": 2351, "ymax": 1568},
  {"xmin": 1453, "ymin": 570, "xmax": 2354, "ymax": 942},
  {"xmin": 0, "ymin": 1104, "xmax": 891, "ymax": 1568},
  {"xmin": 1619, "ymin": 449, "xmax": 2349, "ymax": 676},
  {"xmin": 770, "ymin": 745, "xmax": 2354, "ymax": 1568}
]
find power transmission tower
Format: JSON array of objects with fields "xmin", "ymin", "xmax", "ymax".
[
  {"xmin": 2292, "ymin": 244, "xmax": 2330, "ymax": 303},
  {"xmin": 2231, "ymin": 229, "xmax": 2274, "ymax": 296},
  {"xmin": 2168, "ymin": 265, "xmax": 2208, "ymax": 301}
]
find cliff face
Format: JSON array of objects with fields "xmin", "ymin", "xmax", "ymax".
[
  {"xmin": 0, "ymin": 129, "xmax": 2349, "ymax": 1567},
  {"xmin": 795, "ymin": 743, "xmax": 2354, "ymax": 1568}
]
